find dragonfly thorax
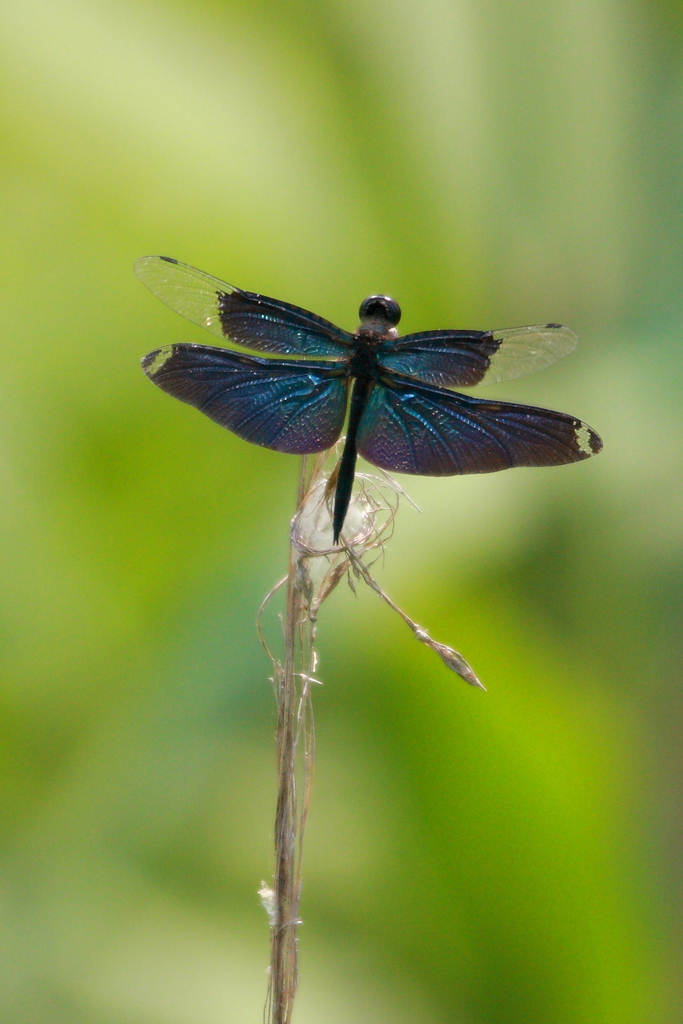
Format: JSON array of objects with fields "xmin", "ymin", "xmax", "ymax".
[{"xmin": 348, "ymin": 337, "xmax": 382, "ymax": 379}]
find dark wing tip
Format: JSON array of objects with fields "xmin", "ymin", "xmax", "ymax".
[
  {"xmin": 141, "ymin": 346, "xmax": 175, "ymax": 378},
  {"xmin": 159, "ymin": 256, "xmax": 179, "ymax": 264},
  {"xmin": 575, "ymin": 421, "xmax": 603, "ymax": 458},
  {"xmin": 546, "ymin": 322, "xmax": 563, "ymax": 329}
]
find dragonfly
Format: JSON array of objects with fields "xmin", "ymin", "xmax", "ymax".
[{"xmin": 137, "ymin": 256, "xmax": 602, "ymax": 543}]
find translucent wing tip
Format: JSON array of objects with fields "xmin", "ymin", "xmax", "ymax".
[
  {"xmin": 134, "ymin": 255, "xmax": 178, "ymax": 285},
  {"xmin": 480, "ymin": 323, "xmax": 579, "ymax": 385},
  {"xmin": 133, "ymin": 256, "xmax": 240, "ymax": 342},
  {"xmin": 492, "ymin": 322, "xmax": 578, "ymax": 348},
  {"xmin": 543, "ymin": 323, "xmax": 578, "ymax": 352}
]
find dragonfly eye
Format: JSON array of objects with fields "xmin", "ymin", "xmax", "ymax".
[{"xmin": 359, "ymin": 295, "xmax": 401, "ymax": 327}]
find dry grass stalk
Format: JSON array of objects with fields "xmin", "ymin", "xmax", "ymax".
[
  {"xmin": 258, "ymin": 446, "xmax": 483, "ymax": 1023},
  {"xmin": 258, "ymin": 454, "xmax": 320, "ymax": 1024}
]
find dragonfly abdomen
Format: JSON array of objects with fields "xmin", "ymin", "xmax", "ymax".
[{"xmin": 332, "ymin": 376, "xmax": 373, "ymax": 543}]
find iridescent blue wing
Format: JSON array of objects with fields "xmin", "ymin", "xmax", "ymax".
[
  {"xmin": 135, "ymin": 256, "xmax": 353, "ymax": 358},
  {"xmin": 142, "ymin": 344, "xmax": 349, "ymax": 454},
  {"xmin": 377, "ymin": 324, "xmax": 577, "ymax": 387},
  {"xmin": 356, "ymin": 377, "xmax": 602, "ymax": 475}
]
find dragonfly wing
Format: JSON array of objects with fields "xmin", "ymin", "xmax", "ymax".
[
  {"xmin": 136, "ymin": 256, "xmax": 353, "ymax": 357},
  {"xmin": 142, "ymin": 344, "xmax": 349, "ymax": 454},
  {"xmin": 378, "ymin": 324, "xmax": 577, "ymax": 387},
  {"xmin": 356, "ymin": 377, "xmax": 602, "ymax": 475}
]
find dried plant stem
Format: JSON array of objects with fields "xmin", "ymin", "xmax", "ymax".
[
  {"xmin": 261, "ymin": 450, "xmax": 482, "ymax": 1022},
  {"xmin": 343, "ymin": 545, "xmax": 484, "ymax": 688},
  {"xmin": 265, "ymin": 455, "xmax": 319, "ymax": 1024}
]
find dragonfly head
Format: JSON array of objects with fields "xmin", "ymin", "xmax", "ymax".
[{"xmin": 358, "ymin": 295, "xmax": 401, "ymax": 337}]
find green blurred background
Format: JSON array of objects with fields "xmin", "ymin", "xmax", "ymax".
[{"xmin": 0, "ymin": 0, "xmax": 681, "ymax": 1021}]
